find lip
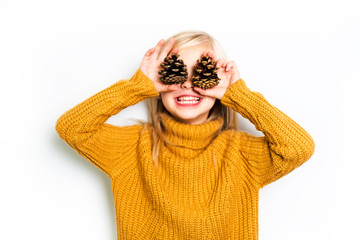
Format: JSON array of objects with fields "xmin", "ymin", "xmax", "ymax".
[
  {"xmin": 174, "ymin": 95, "xmax": 203, "ymax": 107},
  {"xmin": 175, "ymin": 94, "xmax": 203, "ymax": 98}
]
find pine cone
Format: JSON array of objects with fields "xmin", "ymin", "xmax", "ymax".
[
  {"xmin": 158, "ymin": 53, "xmax": 188, "ymax": 85},
  {"xmin": 192, "ymin": 55, "xmax": 221, "ymax": 89}
]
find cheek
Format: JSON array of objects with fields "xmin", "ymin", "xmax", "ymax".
[
  {"xmin": 160, "ymin": 94, "xmax": 175, "ymax": 107},
  {"xmin": 203, "ymin": 97, "xmax": 216, "ymax": 105}
]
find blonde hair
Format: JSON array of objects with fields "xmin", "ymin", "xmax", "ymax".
[{"xmin": 133, "ymin": 30, "xmax": 239, "ymax": 167}]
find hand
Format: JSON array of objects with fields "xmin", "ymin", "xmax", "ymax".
[
  {"xmin": 140, "ymin": 38, "xmax": 181, "ymax": 93},
  {"xmin": 193, "ymin": 50, "xmax": 241, "ymax": 100}
]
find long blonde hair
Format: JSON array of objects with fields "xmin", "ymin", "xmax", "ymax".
[{"xmin": 133, "ymin": 30, "xmax": 239, "ymax": 167}]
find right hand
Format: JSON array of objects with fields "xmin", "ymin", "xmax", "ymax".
[{"xmin": 140, "ymin": 38, "xmax": 181, "ymax": 93}]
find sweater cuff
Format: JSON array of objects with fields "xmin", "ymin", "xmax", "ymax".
[
  {"xmin": 220, "ymin": 78, "xmax": 267, "ymax": 125},
  {"xmin": 129, "ymin": 68, "xmax": 160, "ymax": 97},
  {"xmin": 220, "ymin": 78, "xmax": 250, "ymax": 107}
]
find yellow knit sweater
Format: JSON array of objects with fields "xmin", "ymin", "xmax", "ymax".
[{"xmin": 55, "ymin": 68, "xmax": 315, "ymax": 240}]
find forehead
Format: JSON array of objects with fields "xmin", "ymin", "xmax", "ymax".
[{"xmin": 177, "ymin": 44, "xmax": 214, "ymax": 66}]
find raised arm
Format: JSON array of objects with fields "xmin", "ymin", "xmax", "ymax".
[
  {"xmin": 56, "ymin": 37, "xmax": 182, "ymax": 177},
  {"xmin": 55, "ymin": 69, "xmax": 160, "ymax": 176},
  {"xmin": 220, "ymin": 78, "xmax": 315, "ymax": 188}
]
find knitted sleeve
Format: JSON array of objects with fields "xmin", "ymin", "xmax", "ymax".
[
  {"xmin": 220, "ymin": 78, "xmax": 315, "ymax": 188},
  {"xmin": 55, "ymin": 68, "xmax": 160, "ymax": 177}
]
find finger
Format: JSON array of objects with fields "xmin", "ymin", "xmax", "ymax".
[
  {"xmin": 153, "ymin": 39, "xmax": 165, "ymax": 57},
  {"xmin": 215, "ymin": 59, "xmax": 221, "ymax": 68},
  {"xmin": 226, "ymin": 62, "xmax": 233, "ymax": 71},
  {"xmin": 171, "ymin": 47, "xmax": 179, "ymax": 55},
  {"xmin": 168, "ymin": 84, "xmax": 180, "ymax": 91},
  {"xmin": 206, "ymin": 50, "xmax": 217, "ymax": 61},
  {"xmin": 158, "ymin": 38, "xmax": 175, "ymax": 60},
  {"xmin": 146, "ymin": 47, "xmax": 155, "ymax": 56},
  {"xmin": 202, "ymin": 50, "xmax": 212, "ymax": 58},
  {"xmin": 226, "ymin": 61, "xmax": 235, "ymax": 71},
  {"xmin": 201, "ymin": 51, "xmax": 208, "ymax": 58},
  {"xmin": 201, "ymin": 50, "xmax": 217, "ymax": 64},
  {"xmin": 193, "ymin": 87, "xmax": 206, "ymax": 95},
  {"xmin": 160, "ymin": 83, "xmax": 180, "ymax": 93},
  {"xmin": 164, "ymin": 47, "xmax": 179, "ymax": 60},
  {"xmin": 216, "ymin": 59, "xmax": 226, "ymax": 69},
  {"xmin": 193, "ymin": 87, "xmax": 215, "ymax": 98}
]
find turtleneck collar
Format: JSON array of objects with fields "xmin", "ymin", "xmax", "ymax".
[{"xmin": 159, "ymin": 112, "xmax": 224, "ymax": 150}]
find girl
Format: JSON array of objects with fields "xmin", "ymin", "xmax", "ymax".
[{"xmin": 56, "ymin": 30, "xmax": 315, "ymax": 239}]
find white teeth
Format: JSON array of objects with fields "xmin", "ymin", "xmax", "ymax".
[
  {"xmin": 176, "ymin": 97, "xmax": 200, "ymax": 101},
  {"xmin": 176, "ymin": 97, "xmax": 200, "ymax": 104},
  {"xmin": 176, "ymin": 96, "xmax": 201, "ymax": 105},
  {"xmin": 177, "ymin": 100, "xmax": 198, "ymax": 104}
]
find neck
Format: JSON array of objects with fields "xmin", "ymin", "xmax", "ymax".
[{"xmin": 159, "ymin": 112, "xmax": 224, "ymax": 158}]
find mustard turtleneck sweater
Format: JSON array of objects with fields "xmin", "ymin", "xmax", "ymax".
[{"xmin": 55, "ymin": 68, "xmax": 315, "ymax": 240}]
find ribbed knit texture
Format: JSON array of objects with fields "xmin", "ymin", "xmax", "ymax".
[{"xmin": 55, "ymin": 68, "xmax": 315, "ymax": 239}]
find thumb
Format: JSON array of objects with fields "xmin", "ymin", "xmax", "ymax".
[
  {"xmin": 169, "ymin": 84, "xmax": 180, "ymax": 91},
  {"xmin": 194, "ymin": 87, "xmax": 219, "ymax": 99},
  {"xmin": 163, "ymin": 84, "xmax": 180, "ymax": 92},
  {"xmin": 193, "ymin": 87, "xmax": 207, "ymax": 96}
]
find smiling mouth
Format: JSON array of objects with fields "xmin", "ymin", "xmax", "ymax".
[{"xmin": 175, "ymin": 97, "xmax": 202, "ymax": 106}]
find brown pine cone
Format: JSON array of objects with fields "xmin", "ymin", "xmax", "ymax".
[
  {"xmin": 158, "ymin": 53, "xmax": 188, "ymax": 85},
  {"xmin": 192, "ymin": 55, "xmax": 221, "ymax": 89}
]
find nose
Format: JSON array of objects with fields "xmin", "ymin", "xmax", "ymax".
[{"xmin": 180, "ymin": 78, "xmax": 194, "ymax": 89}]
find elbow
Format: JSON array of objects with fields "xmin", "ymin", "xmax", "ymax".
[
  {"xmin": 55, "ymin": 112, "xmax": 93, "ymax": 146},
  {"xmin": 55, "ymin": 113, "xmax": 76, "ymax": 143},
  {"xmin": 281, "ymin": 134, "xmax": 315, "ymax": 169},
  {"xmin": 304, "ymin": 134, "xmax": 315, "ymax": 161},
  {"xmin": 293, "ymin": 134, "xmax": 316, "ymax": 166},
  {"xmin": 55, "ymin": 114, "xmax": 65, "ymax": 139}
]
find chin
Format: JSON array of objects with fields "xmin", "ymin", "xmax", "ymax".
[
  {"xmin": 175, "ymin": 111, "xmax": 200, "ymax": 118},
  {"xmin": 175, "ymin": 112, "xmax": 209, "ymax": 123}
]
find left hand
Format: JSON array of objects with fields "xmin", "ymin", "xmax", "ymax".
[{"xmin": 193, "ymin": 50, "xmax": 241, "ymax": 100}]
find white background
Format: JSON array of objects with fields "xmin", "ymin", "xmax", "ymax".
[{"xmin": 1, "ymin": 0, "xmax": 359, "ymax": 239}]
